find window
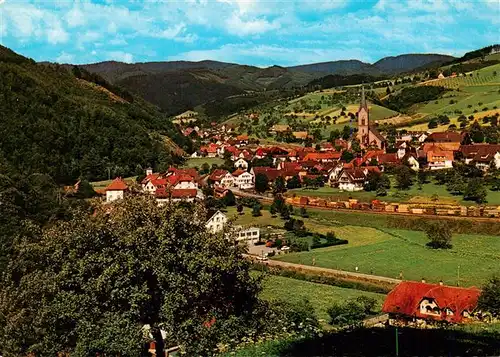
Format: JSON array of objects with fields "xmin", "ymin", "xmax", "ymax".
[{"xmin": 253, "ymin": 231, "xmax": 258, "ymax": 236}]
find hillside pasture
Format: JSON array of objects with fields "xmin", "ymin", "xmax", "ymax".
[{"xmin": 182, "ymin": 157, "xmax": 224, "ymax": 168}]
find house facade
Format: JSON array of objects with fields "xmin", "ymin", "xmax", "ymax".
[
  {"xmin": 105, "ymin": 177, "xmax": 128, "ymax": 203},
  {"xmin": 232, "ymin": 169, "xmax": 254, "ymax": 190}
]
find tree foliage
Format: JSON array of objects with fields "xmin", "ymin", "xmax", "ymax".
[
  {"xmin": 425, "ymin": 221, "xmax": 453, "ymax": 249},
  {"xmin": 478, "ymin": 275, "xmax": 500, "ymax": 317},
  {"xmin": 0, "ymin": 197, "xmax": 261, "ymax": 356}
]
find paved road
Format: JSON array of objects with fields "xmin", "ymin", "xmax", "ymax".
[{"xmin": 245, "ymin": 254, "xmax": 401, "ymax": 287}]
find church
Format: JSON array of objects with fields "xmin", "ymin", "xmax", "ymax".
[{"xmin": 357, "ymin": 87, "xmax": 387, "ymax": 150}]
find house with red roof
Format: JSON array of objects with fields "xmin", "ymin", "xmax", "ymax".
[
  {"xmin": 302, "ymin": 152, "xmax": 341, "ymax": 163},
  {"xmin": 427, "ymin": 150, "xmax": 454, "ymax": 170},
  {"xmin": 251, "ymin": 167, "xmax": 282, "ymax": 182},
  {"xmin": 105, "ymin": 177, "xmax": 129, "ymax": 203},
  {"xmin": 234, "ymin": 158, "xmax": 249, "ymax": 170},
  {"xmin": 208, "ymin": 169, "xmax": 234, "ymax": 188},
  {"xmin": 460, "ymin": 144, "xmax": 500, "ymax": 171},
  {"xmin": 200, "ymin": 143, "xmax": 220, "ymax": 158},
  {"xmin": 337, "ymin": 168, "xmax": 368, "ymax": 191},
  {"xmin": 232, "ymin": 169, "xmax": 254, "ymax": 190},
  {"xmin": 382, "ymin": 281, "xmax": 480, "ymax": 324},
  {"xmin": 155, "ymin": 188, "xmax": 200, "ymax": 206}
]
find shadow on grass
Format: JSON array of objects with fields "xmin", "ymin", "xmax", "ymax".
[{"xmin": 277, "ymin": 326, "xmax": 500, "ymax": 356}]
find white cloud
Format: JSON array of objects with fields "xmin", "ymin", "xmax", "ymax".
[
  {"xmin": 156, "ymin": 23, "xmax": 186, "ymax": 39},
  {"xmin": 56, "ymin": 51, "xmax": 74, "ymax": 63},
  {"xmin": 107, "ymin": 51, "xmax": 133, "ymax": 63},
  {"xmin": 65, "ymin": 6, "xmax": 85, "ymax": 28},
  {"xmin": 226, "ymin": 13, "xmax": 280, "ymax": 36}
]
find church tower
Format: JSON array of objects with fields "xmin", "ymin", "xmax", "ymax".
[{"xmin": 357, "ymin": 86, "xmax": 369, "ymax": 146}]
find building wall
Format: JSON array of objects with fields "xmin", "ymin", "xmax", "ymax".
[{"xmin": 106, "ymin": 190, "xmax": 124, "ymax": 202}]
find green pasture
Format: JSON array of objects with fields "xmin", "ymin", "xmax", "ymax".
[
  {"xmin": 258, "ymin": 274, "xmax": 385, "ymax": 322},
  {"xmin": 273, "ymin": 227, "xmax": 500, "ymax": 287},
  {"xmin": 91, "ymin": 176, "xmax": 137, "ymax": 189}
]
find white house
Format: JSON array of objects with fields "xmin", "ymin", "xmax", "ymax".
[
  {"xmin": 406, "ymin": 155, "xmax": 420, "ymax": 172},
  {"xmin": 234, "ymin": 158, "xmax": 249, "ymax": 170},
  {"xmin": 206, "ymin": 210, "xmax": 228, "ymax": 233},
  {"xmin": 337, "ymin": 168, "xmax": 367, "ymax": 192},
  {"xmin": 327, "ymin": 163, "xmax": 345, "ymax": 187},
  {"xmin": 232, "ymin": 169, "xmax": 254, "ymax": 190},
  {"xmin": 235, "ymin": 226, "xmax": 260, "ymax": 242},
  {"xmin": 105, "ymin": 177, "xmax": 128, "ymax": 203}
]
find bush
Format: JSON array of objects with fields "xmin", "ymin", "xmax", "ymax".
[{"xmin": 327, "ymin": 296, "xmax": 377, "ymax": 327}]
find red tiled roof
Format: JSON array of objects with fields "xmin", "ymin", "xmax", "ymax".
[
  {"xmin": 237, "ymin": 134, "xmax": 249, "ymax": 141},
  {"xmin": 252, "ymin": 167, "xmax": 282, "ymax": 181},
  {"xmin": 427, "ymin": 131, "xmax": 464, "ymax": 143},
  {"xmin": 209, "ymin": 169, "xmax": 229, "ymax": 181},
  {"xmin": 376, "ymin": 153, "xmax": 400, "ymax": 164},
  {"xmin": 155, "ymin": 188, "xmax": 198, "ymax": 199},
  {"xmin": 382, "ymin": 281, "xmax": 480, "ymax": 323},
  {"xmin": 303, "ymin": 152, "xmax": 341, "ymax": 161},
  {"xmin": 232, "ymin": 169, "xmax": 247, "ymax": 177},
  {"xmin": 106, "ymin": 177, "xmax": 128, "ymax": 191}
]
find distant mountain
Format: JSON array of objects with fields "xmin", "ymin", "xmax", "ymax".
[
  {"xmin": 288, "ymin": 60, "xmax": 381, "ymax": 76},
  {"xmin": 0, "ymin": 45, "xmax": 187, "ymax": 183},
  {"xmin": 373, "ymin": 54, "xmax": 455, "ymax": 74},
  {"xmin": 76, "ymin": 52, "xmax": 457, "ymax": 115}
]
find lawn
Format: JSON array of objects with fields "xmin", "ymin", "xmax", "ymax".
[
  {"xmin": 182, "ymin": 157, "xmax": 224, "ymax": 168},
  {"xmin": 288, "ymin": 182, "xmax": 500, "ymax": 206},
  {"xmin": 258, "ymin": 274, "xmax": 385, "ymax": 322},
  {"xmin": 274, "ymin": 227, "xmax": 500, "ymax": 287}
]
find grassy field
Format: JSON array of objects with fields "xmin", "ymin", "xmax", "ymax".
[
  {"xmin": 91, "ymin": 176, "xmax": 137, "ymax": 189},
  {"xmin": 258, "ymin": 274, "xmax": 385, "ymax": 322},
  {"xmin": 182, "ymin": 157, "xmax": 224, "ymax": 168},
  {"xmin": 288, "ymin": 183, "xmax": 500, "ymax": 206},
  {"xmin": 274, "ymin": 227, "xmax": 500, "ymax": 287}
]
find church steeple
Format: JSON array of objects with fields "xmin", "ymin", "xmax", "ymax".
[{"xmin": 360, "ymin": 85, "xmax": 368, "ymax": 110}]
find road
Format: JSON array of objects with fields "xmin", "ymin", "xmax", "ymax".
[{"xmin": 245, "ymin": 254, "xmax": 401, "ymax": 288}]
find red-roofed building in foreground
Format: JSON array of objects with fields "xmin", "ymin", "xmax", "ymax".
[
  {"xmin": 382, "ymin": 281, "xmax": 480, "ymax": 324},
  {"xmin": 105, "ymin": 177, "xmax": 129, "ymax": 203}
]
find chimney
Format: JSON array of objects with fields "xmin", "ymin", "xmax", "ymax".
[
  {"xmin": 439, "ymin": 280, "xmax": 444, "ymax": 286},
  {"xmin": 421, "ymin": 278, "xmax": 426, "ymax": 283},
  {"xmin": 146, "ymin": 167, "xmax": 153, "ymax": 176}
]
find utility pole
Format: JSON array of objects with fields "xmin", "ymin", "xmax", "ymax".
[
  {"xmin": 457, "ymin": 265, "xmax": 460, "ymax": 287},
  {"xmin": 395, "ymin": 326, "xmax": 399, "ymax": 357}
]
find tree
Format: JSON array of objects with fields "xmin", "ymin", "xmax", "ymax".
[
  {"xmin": 417, "ymin": 170, "xmax": 429, "ymax": 189},
  {"xmin": 273, "ymin": 176, "xmax": 286, "ymax": 194},
  {"xmin": 446, "ymin": 170, "xmax": 466, "ymax": 195},
  {"xmin": 223, "ymin": 190, "xmax": 236, "ymax": 206},
  {"xmin": 478, "ymin": 275, "xmax": 500, "ymax": 317},
  {"xmin": 327, "ymin": 296, "xmax": 377, "ymax": 327},
  {"xmin": 75, "ymin": 179, "xmax": 97, "ymax": 199},
  {"xmin": 341, "ymin": 151, "xmax": 354, "ymax": 162},
  {"xmin": 237, "ymin": 203, "xmax": 244, "ymax": 215},
  {"xmin": 425, "ymin": 221, "xmax": 452, "ymax": 249},
  {"xmin": 395, "ymin": 165, "xmax": 414, "ymax": 189},
  {"xmin": 300, "ymin": 206, "xmax": 308, "ymax": 218},
  {"xmin": 252, "ymin": 203, "xmax": 261, "ymax": 217},
  {"xmin": 0, "ymin": 197, "xmax": 261, "ymax": 356},
  {"xmin": 287, "ymin": 175, "xmax": 302, "ymax": 189},
  {"xmin": 464, "ymin": 178, "xmax": 487, "ymax": 203},
  {"xmin": 254, "ymin": 173, "xmax": 269, "ymax": 194},
  {"xmin": 269, "ymin": 204, "xmax": 277, "ymax": 217}
]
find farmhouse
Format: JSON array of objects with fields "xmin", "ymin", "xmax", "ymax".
[
  {"xmin": 357, "ymin": 86, "xmax": 387, "ymax": 150},
  {"xmin": 382, "ymin": 281, "xmax": 480, "ymax": 324},
  {"xmin": 234, "ymin": 158, "xmax": 249, "ymax": 170},
  {"xmin": 206, "ymin": 211, "xmax": 260, "ymax": 241},
  {"xmin": 206, "ymin": 210, "xmax": 228, "ymax": 233},
  {"xmin": 155, "ymin": 188, "xmax": 199, "ymax": 206},
  {"xmin": 105, "ymin": 177, "xmax": 128, "ymax": 203},
  {"xmin": 338, "ymin": 168, "xmax": 367, "ymax": 191},
  {"xmin": 460, "ymin": 144, "xmax": 500, "ymax": 171},
  {"xmin": 232, "ymin": 169, "xmax": 254, "ymax": 190},
  {"xmin": 427, "ymin": 150, "xmax": 454, "ymax": 170},
  {"xmin": 209, "ymin": 169, "xmax": 235, "ymax": 188}
]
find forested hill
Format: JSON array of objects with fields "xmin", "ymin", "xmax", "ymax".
[{"xmin": 0, "ymin": 45, "xmax": 189, "ymax": 184}]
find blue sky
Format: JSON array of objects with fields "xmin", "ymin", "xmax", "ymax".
[{"xmin": 0, "ymin": 0, "xmax": 499, "ymax": 66}]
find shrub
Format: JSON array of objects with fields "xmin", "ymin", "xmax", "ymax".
[{"xmin": 425, "ymin": 221, "xmax": 452, "ymax": 249}]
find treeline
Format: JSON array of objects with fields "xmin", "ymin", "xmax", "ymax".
[
  {"xmin": 447, "ymin": 44, "xmax": 500, "ymax": 64},
  {"xmin": 306, "ymin": 74, "xmax": 387, "ymax": 89},
  {"xmin": 0, "ymin": 50, "xmax": 188, "ymax": 184},
  {"xmin": 381, "ymin": 86, "xmax": 447, "ymax": 112}
]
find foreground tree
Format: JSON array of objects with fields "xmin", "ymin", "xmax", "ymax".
[
  {"xmin": 395, "ymin": 165, "xmax": 414, "ymax": 190},
  {"xmin": 478, "ymin": 275, "xmax": 500, "ymax": 317},
  {"xmin": 0, "ymin": 197, "xmax": 260, "ymax": 356},
  {"xmin": 254, "ymin": 173, "xmax": 269, "ymax": 194}
]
